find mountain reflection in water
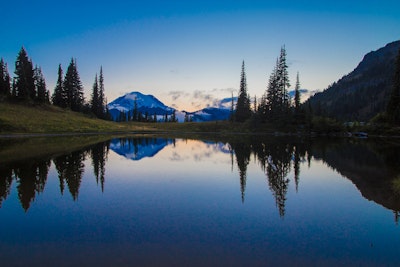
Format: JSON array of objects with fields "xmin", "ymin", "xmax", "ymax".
[{"xmin": 0, "ymin": 136, "xmax": 399, "ymax": 221}]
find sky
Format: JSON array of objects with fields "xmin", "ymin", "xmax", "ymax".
[{"xmin": 1, "ymin": 0, "xmax": 400, "ymax": 111}]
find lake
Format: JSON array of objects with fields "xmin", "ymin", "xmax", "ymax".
[{"xmin": 0, "ymin": 135, "xmax": 400, "ymax": 266}]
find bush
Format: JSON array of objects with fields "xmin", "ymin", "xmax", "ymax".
[{"xmin": 311, "ymin": 116, "xmax": 344, "ymax": 133}]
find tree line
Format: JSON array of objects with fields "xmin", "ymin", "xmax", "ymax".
[
  {"xmin": 233, "ymin": 46, "xmax": 308, "ymax": 128},
  {"xmin": 0, "ymin": 47, "xmax": 110, "ymax": 120},
  {"xmin": 234, "ymin": 45, "xmax": 400, "ymax": 130}
]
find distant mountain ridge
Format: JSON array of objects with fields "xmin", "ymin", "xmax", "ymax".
[
  {"xmin": 308, "ymin": 40, "xmax": 400, "ymax": 121},
  {"xmin": 107, "ymin": 92, "xmax": 236, "ymax": 122}
]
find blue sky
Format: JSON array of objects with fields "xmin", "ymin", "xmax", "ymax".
[{"xmin": 1, "ymin": 0, "xmax": 399, "ymax": 111}]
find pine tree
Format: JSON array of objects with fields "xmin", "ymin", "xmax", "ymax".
[
  {"xmin": 91, "ymin": 74, "xmax": 99, "ymax": 116},
  {"xmin": 98, "ymin": 67, "xmax": 106, "ymax": 119},
  {"xmin": 52, "ymin": 64, "xmax": 66, "ymax": 107},
  {"xmin": 264, "ymin": 46, "xmax": 291, "ymax": 124},
  {"xmin": 230, "ymin": 91, "xmax": 235, "ymax": 122},
  {"xmin": 386, "ymin": 47, "xmax": 400, "ymax": 125},
  {"xmin": 265, "ymin": 63, "xmax": 279, "ymax": 122},
  {"xmin": 64, "ymin": 58, "xmax": 84, "ymax": 112},
  {"xmin": 277, "ymin": 45, "xmax": 290, "ymax": 110},
  {"xmin": 13, "ymin": 47, "xmax": 35, "ymax": 101},
  {"xmin": 235, "ymin": 61, "xmax": 252, "ymax": 122},
  {"xmin": 294, "ymin": 72, "xmax": 301, "ymax": 112},
  {"xmin": 34, "ymin": 66, "xmax": 48, "ymax": 103},
  {"xmin": 0, "ymin": 58, "xmax": 11, "ymax": 96}
]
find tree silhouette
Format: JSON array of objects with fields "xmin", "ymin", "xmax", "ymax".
[
  {"xmin": 34, "ymin": 66, "xmax": 49, "ymax": 103},
  {"xmin": 54, "ymin": 151, "xmax": 85, "ymax": 200},
  {"xmin": 13, "ymin": 47, "xmax": 35, "ymax": 101},
  {"xmin": 14, "ymin": 160, "xmax": 50, "ymax": 211},
  {"xmin": 0, "ymin": 58, "xmax": 11, "ymax": 97},
  {"xmin": 0, "ymin": 167, "xmax": 13, "ymax": 207},
  {"xmin": 90, "ymin": 141, "xmax": 110, "ymax": 192},
  {"xmin": 230, "ymin": 141, "xmax": 251, "ymax": 203},
  {"xmin": 52, "ymin": 64, "xmax": 66, "ymax": 107},
  {"xmin": 235, "ymin": 61, "xmax": 251, "ymax": 122},
  {"xmin": 64, "ymin": 58, "xmax": 84, "ymax": 112}
]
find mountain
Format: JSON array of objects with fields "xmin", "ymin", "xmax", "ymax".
[
  {"xmin": 108, "ymin": 92, "xmax": 237, "ymax": 122},
  {"xmin": 308, "ymin": 40, "xmax": 400, "ymax": 121},
  {"xmin": 107, "ymin": 91, "xmax": 175, "ymax": 121},
  {"xmin": 288, "ymin": 89, "xmax": 317, "ymax": 103},
  {"xmin": 186, "ymin": 97, "xmax": 237, "ymax": 122},
  {"xmin": 110, "ymin": 137, "xmax": 173, "ymax": 160}
]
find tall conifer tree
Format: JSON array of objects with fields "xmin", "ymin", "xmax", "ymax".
[
  {"xmin": 98, "ymin": 67, "xmax": 106, "ymax": 119},
  {"xmin": 13, "ymin": 47, "xmax": 35, "ymax": 100},
  {"xmin": 64, "ymin": 58, "xmax": 84, "ymax": 111},
  {"xmin": 294, "ymin": 72, "xmax": 301, "ymax": 112},
  {"xmin": 235, "ymin": 61, "xmax": 252, "ymax": 122},
  {"xmin": 91, "ymin": 74, "xmax": 99, "ymax": 116},
  {"xmin": 277, "ymin": 45, "xmax": 290, "ymax": 110},
  {"xmin": 0, "ymin": 58, "xmax": 11, "ymax": 96},
  {"xmin": 34, "ymin": 66, "xmax": 48, "ymax": 103},
  {"xmin": 52, "ymin": 64, "xmax": 66, "ymax": 107}
]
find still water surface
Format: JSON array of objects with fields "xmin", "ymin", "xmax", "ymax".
[{"xmin": 0, "ymin": 136, "xmax": 400, "ymax": 266}]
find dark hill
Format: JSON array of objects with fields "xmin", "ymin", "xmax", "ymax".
[{"xmin": 308, "ymin": 40, "xmax": 400, "ymax": 121}]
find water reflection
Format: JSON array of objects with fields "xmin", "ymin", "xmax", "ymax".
[
  {"xmin": 0, "ymin": 140, "xmax": 111, "ymax": 210},
  {"xmin": 0, "ymin": 136, "xmax": 400, "ymax": 222}
]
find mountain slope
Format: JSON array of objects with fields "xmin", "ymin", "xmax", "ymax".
[
  {"xmin": 107, "ymin": 91, "xmax": 175, "ymax": 121},
  {"xmin": 308, "ymin": 40, "xmax": 400, "ymax": 121},
  {"xmin": 108, "ymin": 92, "xmax": 237, "ymax": 122},
  {"xmin": 187, "ymin": 97, "xmax": 237, "ymax": 122}
]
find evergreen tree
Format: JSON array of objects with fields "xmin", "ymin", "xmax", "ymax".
[
  {"xmin": 235, "ymin": 61, "xmax": 252, "ymax": 122},
  {"xmin": 265, "ymin": 63, "xmax": 280, "ymax": 122},
  {"xmin": 386, "ymin": 47, "xmax": 400, "ymax": 125},
  {"xmin": 90, "ymin": 74, "xmax": 99, "ymax": 116},
  {"xmin": 277, "ymin": 45, "xmax": 290, "ymax": 110},
  {"xmin": 294, "ymin": 72, "xmax": 301, "ymax": 111},
  {"xmin": 0, "ymin": 58, "xmax": 11, "ymax": 97},
  {"xmin": 52, "ymin": 64, "xmax": 66, "ymax": 107},
  {"xmin": 230, "ymin": 91, "xmax": 235, "ymax": 122},
  {"xmin": 13, "ymin": 47, "xmax": 35, "ymax": 100},
  {"xmin": 34, "ymin": 66, "xmax": 49, "ymax": 103},
  {"xmin": 264, "ymin": 47, "xmax": 291, "ymax": 124},
  {"xmin": 98, "ymin": 67, "xmax": 106, "ymax": 119},
  {"xmin": 64, "ymin": 58, "xmax": 84, "ymax": 112}
]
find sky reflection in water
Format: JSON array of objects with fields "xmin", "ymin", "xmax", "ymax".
[{"xmin": 0, "ymin": 136, "xmax": 399, "ymax": 266}]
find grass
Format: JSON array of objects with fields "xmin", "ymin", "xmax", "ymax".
[
  {"xmin": 0, "ymin": 102, "xmax": 157, "ymax": 134},
  {"xmin": 0, "ymin": 102, "xmax": 278, "ymax": 136}
]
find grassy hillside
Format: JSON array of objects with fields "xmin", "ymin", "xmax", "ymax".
[
  {"xmin": 0, "ymin": 102, "xmax": 275, "ymax": 135},
  {"xmin": 0, "ymin": 102, "xmax": 144, "ymax": 134}
]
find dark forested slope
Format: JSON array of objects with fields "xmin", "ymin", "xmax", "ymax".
[{"xmin": 308, "ymin": 40, "xmax": 400, "ymax": 121}]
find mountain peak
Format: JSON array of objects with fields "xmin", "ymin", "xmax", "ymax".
[{"xmin": 107, "ymin": 91, "xmax": 175, "ymax": 121}]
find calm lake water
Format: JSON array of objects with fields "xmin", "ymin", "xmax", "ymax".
[{"xmin": 0, "ymin": 135, "xmax": 400, "ymax": 266}]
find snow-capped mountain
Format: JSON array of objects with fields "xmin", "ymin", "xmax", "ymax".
[
  {"xmin": 186, "ymin": 97, "xmax": 237, "ymax": 122},
  {"xmin": 110, "ymin": 138, "xmax": 174, "ymax": 160},
  {"xmin": 288, "ymin": 89, "xmax": 317, "ymax": 103},
  {"xmin": 108, "ymin": 92, "xmax": 237, "ymax": 122},
  {"xmin": 108, "ymin": 91, "xmax": 175, "ymax": 121}
]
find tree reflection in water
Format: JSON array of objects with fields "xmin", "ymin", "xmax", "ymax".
[
  {"xmin": 230, "ymin": 137, "xmax": 400, "ymax": 220},
  {"xmin": 0, "ymin": 140, "xmax": 111, "ymax": 210},
  {"xmin": 0, "ymin": 137, "xmax": 400, "ymax": 222}
]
